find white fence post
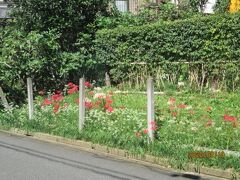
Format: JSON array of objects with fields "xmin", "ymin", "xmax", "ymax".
[
  {"xmin": 79, "ymin": 78, "xmax": 85, "ymax": 131},
  {"xmin": 27, "ymin": 78, "xmax": 34, "ymax": 120},
  {"xmin": 147, "ymin": 77, "xmax": 154, "ymax": 142},
  {"xmin": 0, "ymin": 86, "xmax": 10, "ymax": 111}
]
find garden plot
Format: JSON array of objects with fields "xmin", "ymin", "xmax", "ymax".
[{"xmin": 0, "ymin": 82, "xmax": 239, "ymax": 172}]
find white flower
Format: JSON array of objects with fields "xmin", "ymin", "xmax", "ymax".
[
  {"xmin": 180, "ymin": 121, "xmax": 186, "ymax": 125},
  {"xmin": 94, "ymin": 87, "xmax": 102, "ymax": 91},
  {"xmin": 186, "ymin": 106, "xmax": 192, "ymax": 110},
  {"xmin": 191, "ymin": 127, "xmax": 198, "ymax": 132},
  {"xmin": 215, "ymin": 127, "xmax": 222, "ymax": 131},
  {"xmin": 168, "ymin": 119, "xmax": 176, "ymax": 124},
  {"xmin": 85, "ymin": 98, "xmax": 91, "ymax": 102},
  {"xmin": 93, "ymin": 93, "xmax": 106, "ymax": 99},
  {"xmin": 114, "ymin": 90, "xmax": 121, "ymax": 93},
  {"xmin": 178, "ymin": 81, "xmax": 185, "ymax": 87}
]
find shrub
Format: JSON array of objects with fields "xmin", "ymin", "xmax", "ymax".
[
  {"xmin": 0, "ymin": 28, "xmax": 85, "ymax": 103},
  {"xmin": 95, "ymin": 13, "xmax": 240, "ymax": 91}
]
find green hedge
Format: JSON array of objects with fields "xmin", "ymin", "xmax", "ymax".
[
  {"xmin": 95, "ymin": 14, "xmax": 240, "ymax": 91},
  {"xmin": 96, "ymin": 13, "xmax": 240, "ymax": 64}
]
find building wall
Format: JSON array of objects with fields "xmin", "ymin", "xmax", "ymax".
[
  {"xmin": 129, "ymin": 0, "xmax": 145, "ymax": 14},
  {"xmin": 0, "ymin": 0, "xmax": 9, "ymax": 19},
  {"xmin": 116, "ymin": 0, "xmax": 218, "ymax": 14}
]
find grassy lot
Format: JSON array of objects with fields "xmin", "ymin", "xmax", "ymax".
[{"xmin": 0, "ymin": 83, "xmax": 239, "ymax": 172}]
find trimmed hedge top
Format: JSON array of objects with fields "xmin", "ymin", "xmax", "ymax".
[{"xmin": 95, "ymin": 13, "xmax": 240, "ymax": 65}]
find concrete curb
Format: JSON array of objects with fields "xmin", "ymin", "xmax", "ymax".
[{"xmin": 1, "ymin": 128, "xmax": 239, "ymax": 180}]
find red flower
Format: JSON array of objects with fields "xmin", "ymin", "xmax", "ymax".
[
  {"xmin": 93, "ymin": 100, "xmax": 101, "ymax": 108},
  {"xmin": 62, "ymin": 103, "xmax": 68, "ymax": 109},
  {"xmin": 68, "ymin": 85, "xmax": 78, "ymax": 94},
  {"xmin": 88, "ymin": 91, "xmax": 94, "ymax": 96},
  {"xmin": 168, "ymin": 97, "xmax": 176, "ymax": 105},
  {"xmin": 171, "ymin": 112, "xmax": 177, "ymax": 117},
  {"xmin": 75, "ymin": 98, "xmax": 79, "ymax": 104},
  {"xmin": 106, "ymin": 96, "xmax": 113, "ymax": 105},
  {"xmin": 206, "ymin": 120, "xmax": 213, "ymax": 127},
  {"xmin": 84, "ymin": 82, "xmax": 92, "ymax": 88},
  {"xmin": 38, "ymin": 90, "xmax": 45, "ymax": 96},
  {"xmin": 119, "ymin": 106, "xmax": 125, "ymax": 109},
  {"xmin": 223, "ymin": 114, "xmax": 237, "ymax": 122},
  {"xmin": 43, "ymin": 99, "xmax": 52, "ymax": 105},
  {"xmin": 189, "ymin": 110, "xmax": 195, "ymax": 115},
  {"xmin": 177, "ymin": 104, "xmax": 187, "ymax": 109},
  {"xmin": 149, "ymin": 121, "xmax": 155, "ymax": 125},
  {"xmin": 104, "ymin": 104, "xmax": 110, "ymax": 109},
  {"xmin": 106, "ymin": 106, "xmax": 114, "ymax": 113},
  {"xmin": 55, "ymin": 90, "xmax": 61, "ymax": 94},
  {"xmin": 232, "ymin": 121, "xmax": 239, "ymax": 128},
  {"xmin": 169, "ymin": 105, "xmax": 175, "ymax": 111},
  {"xmin": 85, "ymin": 102, "xmax": 93, "ymax": 109},
  {"xmin": 53, "ymin": 104, "xmax": 60, "ymax": 113},
  {"xmin": 149, "ymin": 121, "xmax": 157, "ymax": 131},
  {"xmin": 143, "ymin": 129, "xmax": 148, "ymax": 134},
  {"xmin": 135, "ymin": 132, "xmax": 141, "ymax": 138},
  {"xmin": 51, "ymin": 94, "xmax": 63, "ymax": 101},
  {"xmin": 67, "ymin": 82, "xmax": 75, "ymax": 88},
  {"xmin": 206, "ymin": 106, "xmax": 212, "ymax": 112}
]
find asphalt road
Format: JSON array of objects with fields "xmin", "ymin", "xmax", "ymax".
[{"xmin": 0, "ymin": 132, "xmax": 217, "ymax": 180}]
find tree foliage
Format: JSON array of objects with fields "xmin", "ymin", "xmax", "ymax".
[
  {"xmin": 7, "ymin": 0, "xmax": 111, "ymax": 51},
  {"xmin": 214, "ymin": 0, "xmax": 230, "ymax": 13}
]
